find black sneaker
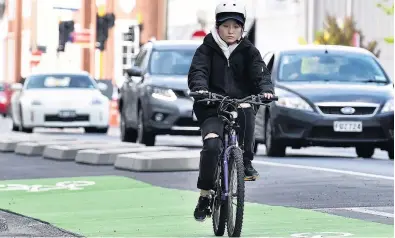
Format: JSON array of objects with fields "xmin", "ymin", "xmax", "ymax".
[
  {"xmin": 193, "ymin": 196, "xmax": 211, "ymax": 222},
  {"xmin": 244, "ymin": 162, "xmax": 259, "ymax": 181}
]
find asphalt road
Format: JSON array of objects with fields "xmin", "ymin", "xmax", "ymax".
[{"xmin": 0, "ymin": 117, "xmax": 393, "ymax": 228}]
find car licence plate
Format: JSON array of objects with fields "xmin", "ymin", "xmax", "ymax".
[
  {"xmin": 333, "ymin": 121, "xmax": 362, "ymax": 132},
  {"xmin": 58, "ymin": 110, "xmax": 76, "ymax": 118}
]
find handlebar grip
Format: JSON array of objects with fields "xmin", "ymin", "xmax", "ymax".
[
  {"xmin": 259, "ymin": 95, "xmax": 279, "ymax": 101},
  {"xmin": 188, "ymin": 92, "xmax": 201, "ymax": 97}
]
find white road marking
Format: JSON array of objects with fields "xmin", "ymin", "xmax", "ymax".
[
  {"xmin": 253, "ymin": 160, "xmax": 394, "ymax": 180},
  {"xmin": 340, "ymin": 207, "xmax": 394, "ymax": 218},
  {"xmin": 316, "ymin": 207, "xmax": 394, "ymax": 218}
]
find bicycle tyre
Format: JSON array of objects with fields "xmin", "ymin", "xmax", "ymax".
[
  {"xmin": 212, "ymin": 165, "xmax": 227, "ymax": 236},
  {"xmin": 227, "ymin": 147, "xmax": 245, "ymax": 237}
]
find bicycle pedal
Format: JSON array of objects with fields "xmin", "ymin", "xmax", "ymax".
[
  {"xmin": 244, "ymin": 176, "xmax": 257, "ymax": 181},
  {"xmin": 206, "ymin": 209, "xmax": 212, "ymax": 217}
]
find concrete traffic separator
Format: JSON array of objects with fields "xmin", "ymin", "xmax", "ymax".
[
  {"xmin": 14, "ymin": 139, "xmax": 87, "ymax": 156},
  {"xmin": 42, "ymin": 142, "xmax": 136, "ymax": 161},
  {"xmin": 114, "ymin": 150, "xmax": 201, "ymax": 172},
  {"xmin": 75, "ymin": 146, "xmax": 187, "ymax": 165},
  {"xmin": 0, "ymin": 137, "xmax": 73, "ymax": 152}
]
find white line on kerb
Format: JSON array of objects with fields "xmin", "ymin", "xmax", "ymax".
[
  {"xmin": 253, "ymin": 161, "xmax": 394, "ymax": 180},
  {"xmin": 340, "ymin": 207, "xmax": 394, "ymax": 218},
  {"xmin": 316, "ymin": 207, "xmax": 395, "ymax": 218}
]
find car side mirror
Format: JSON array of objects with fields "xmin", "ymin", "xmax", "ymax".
[
  {"xmin": 126, "ymin": 67, "xmax": 143, "ymax": 77},
  {"xmin": 97, "ymin": 82, "xmax": 108, "ymax": 91},
  {"xmin": 11, "ymin": 83, "xmax": 23, "ymax": 91}
]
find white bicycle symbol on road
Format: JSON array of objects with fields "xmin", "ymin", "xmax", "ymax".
[
  {"xmin": 291, "ymin": 232, "xmax": 354, "ymax": 238},
  {"xmin": 0, "ymin": 181, "xmax": 95, "ymax": 192}
]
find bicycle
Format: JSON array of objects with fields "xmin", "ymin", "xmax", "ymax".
[{"xmin": 189, "ymin": 91, "xmax": 278, "ymax": 237}]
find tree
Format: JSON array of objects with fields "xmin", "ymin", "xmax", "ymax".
[
  {"xmin": 377, "ymin": 0, "xmax": 394, "ymax": 44},
  {"xmin": 299, "ymin": 14, "xmax": 381, "ymax": 58}
]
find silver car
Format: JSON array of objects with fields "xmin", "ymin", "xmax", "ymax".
[{"xmin": 118, "ymin": 40, "xmax": 201, "ymax": 146}]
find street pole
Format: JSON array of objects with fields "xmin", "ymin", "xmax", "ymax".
[
  {"xmin": 30, "ymin": 0, "xmax": 37, "ymax": 52},
  {"xmin": 14, "ymin": 0, "xmax": 22, "ymax": 83},
  {"xmin": 346, "ymin": 0, "xmax": 353, "ymax": 17},
  {"xmin": 80, "ymin": 0, "xmax": 92, "ymax": 73},
  {"xmin": 97, "ymin": 4, "xmax": 106, "ymax": 80},
  {"xmin": 90, "ymin": 0, "xmax": 96, "ymax": 77},
  {"xmin": 306, "ymin": 0, "xmax": 315, "ymax": 44},
  {"xmin": 104, "ymin": 0, "xmax": 114, "ymax": 81}
]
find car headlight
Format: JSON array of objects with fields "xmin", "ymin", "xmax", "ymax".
[
  {"xmin": 381, "ymin": 99, "xmax": 394, "ymax": 113},
  {"xmin": 274, "ymin": 87, "xmax": 313, "ymax": 112},
  {"xmin": 148, "ymin": 86, "xmax": 177, "ymax": 102}
]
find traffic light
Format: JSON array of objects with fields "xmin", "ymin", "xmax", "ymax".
[
  {"xmin": 96, "ymin": 13, "xmax": 115, "ymax": 51},
  {"xmin": 57, "ymin": 20, "xmax": 75, "ymax": 52}
]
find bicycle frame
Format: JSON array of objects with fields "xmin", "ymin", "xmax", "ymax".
[{"xmin": 221, "ymin": 119, "xmax": 239, "ymax": 201}]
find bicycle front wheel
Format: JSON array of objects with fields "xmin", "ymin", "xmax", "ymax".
[
  {"xmin": 227, "ymin": 147, "xmax": 245, "ymax": 237},
  {"xmin": 212, "ymin": 164, "xmax": 227, "ymax": 236}
]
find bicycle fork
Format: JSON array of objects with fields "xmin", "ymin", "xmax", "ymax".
[
  {"xmin": 222, "ymin": 134, "xmax": 229, "ymax": 200},
  {"xmin": 222, "ymin": 132, "xmax": 237, "ymax": 201}
]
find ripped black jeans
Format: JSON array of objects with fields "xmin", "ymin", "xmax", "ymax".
[{"xmin": 197, "ymin": 107, "xmax": 256, "ymax": 190}]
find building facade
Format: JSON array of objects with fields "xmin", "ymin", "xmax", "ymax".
[{"xmin": 1, "ymin": 0, "xmax": 166, "ymax": 84}]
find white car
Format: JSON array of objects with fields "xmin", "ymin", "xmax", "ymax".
[{"xmin": 10, "ymin": 72, "xmax": 110, "ymax": 133}]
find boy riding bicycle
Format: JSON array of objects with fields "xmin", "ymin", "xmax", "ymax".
[{"xmin": 188, "ymin": 0, "xmax": 274, "ymax": 222}]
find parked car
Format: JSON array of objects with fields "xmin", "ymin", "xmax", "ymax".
[
  {"xmin": 118, "ymin": 40, "xmax": 201, "ymax": 146},
  {"xmin": 254, "ymin": 45, "xmax": 394, "ymax": 159},
  {"xmin": 0, "ymin": 82, "xmax": 12, "ymax": 117},
  {"xmin": 10, "ymin": 71, "xmax": 110, "ymax": 133}
]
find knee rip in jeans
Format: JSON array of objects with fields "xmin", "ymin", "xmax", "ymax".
[
  {"xmin": 202, "ymin": 133, "xmax": 222, "ymax": 156},
  {"xmin": 204, "ymin": 133, "xmax": 219, "ymax": 140}
]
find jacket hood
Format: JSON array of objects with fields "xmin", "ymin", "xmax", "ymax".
[{"xmin": 202, "ymin": 33, "xmax": 253, "ymax": 57}]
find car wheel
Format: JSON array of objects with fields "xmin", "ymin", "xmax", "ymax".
[
  {"xmin": 253, "ymin": 141, "xmax": 258, "ymax": 154},
  {"xmin": 120, "ymin": 110, "xmax": 137, "ymax": 142},
  {"xmin": 387, "ymin": 142, "xmax": 393, "ymax": 160},
  {"xmin": 137, "ymin": 109, "xmax": 155, "ymax": 146},
  {"xmin": 265, "ymin": 116, "xmax": 286, "ymax": 157},
  {"xmin": 11, "ymin": 115, "xmax": 18, "ymax": 131},
  {"xmin": 11, "ymin": 123, "xmax": 18, "ymax": 131},
  {"xmin": 355, "ymin": 146, "xmax": 375, "ymax": 158},
  {"xmin": 18, "ymin": 106, "xmax": 33, "ymax": 133}
]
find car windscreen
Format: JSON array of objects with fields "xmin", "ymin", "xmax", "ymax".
[
  {"xmin": 149, "ymin": 49, "xmax": 196, "ymax": 75},
  {"xmin": 277, "ymin": 52, "xmax": 389, "ymax": 83},
  {"xmin": 25, "ymin": 75, "xmax": 96, "ymax": 89}
]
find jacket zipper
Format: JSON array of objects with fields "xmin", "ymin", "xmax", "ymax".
[{"xmin": 227, "ymin": 58, "xmax": 230, "ymax": 67}]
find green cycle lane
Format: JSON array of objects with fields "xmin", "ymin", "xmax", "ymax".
[{"xmin": 0, "ymin": 176, "xmax": 392, "ymax": 237}]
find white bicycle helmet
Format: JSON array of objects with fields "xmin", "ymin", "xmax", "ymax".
[{"xmin": 215, "ymin": 1, "xmax": 246, "ymax": 26}]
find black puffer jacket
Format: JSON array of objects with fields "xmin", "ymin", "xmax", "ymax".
[{"xmin": 188, "ymin": 33, "xmax": 274, "ymax": 122}]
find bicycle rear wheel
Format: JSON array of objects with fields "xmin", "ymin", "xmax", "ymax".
[
  {"xmin": 212, "ymin": 164, "xmax": 227, "ymax": 236},
  {"xmin": 227, "ymin": 147, "xmax": 245, "ymax": 237}
]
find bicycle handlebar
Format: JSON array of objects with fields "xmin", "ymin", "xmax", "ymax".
[{"xmin": 189, "ymin": 91, "xmax": 278, "ymax": 106}]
